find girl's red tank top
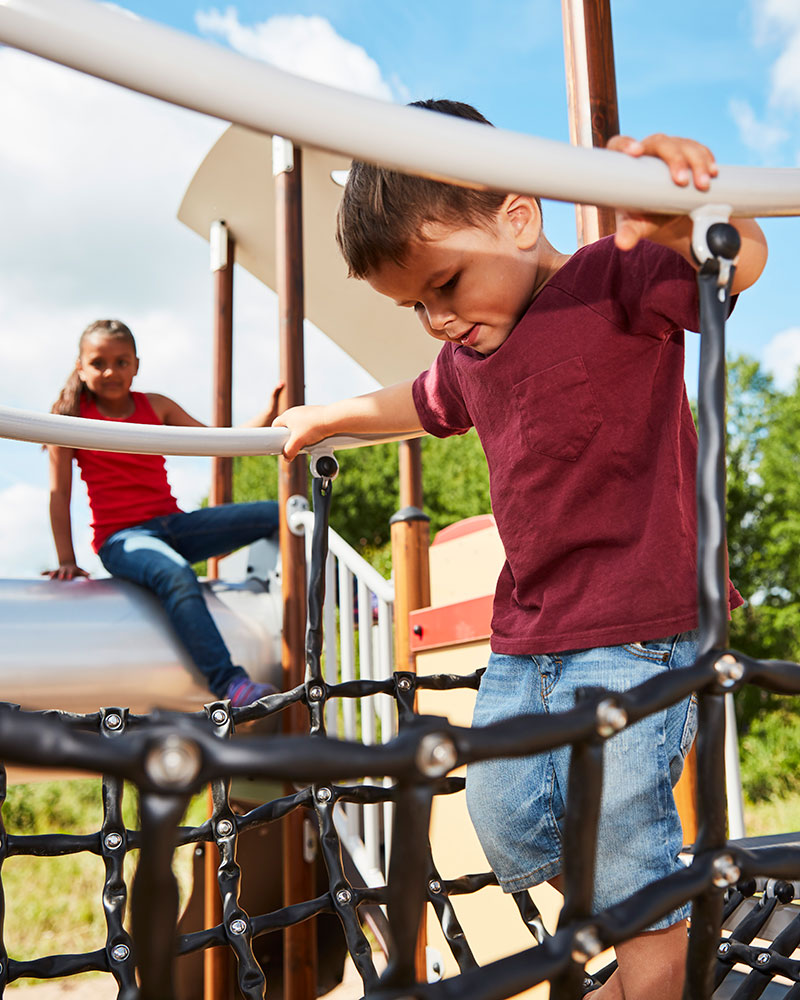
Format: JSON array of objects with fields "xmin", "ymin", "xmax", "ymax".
[{"xmin": 75, "ymin": 392, "xmax": 181, "ymax": 552}]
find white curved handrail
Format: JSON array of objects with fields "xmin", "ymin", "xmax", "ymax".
[
  {"xmin": 1, "ymin": 0, "xmax": 799, "ymax": 217},
  {"xmin": 0, "ymin": 404, "xmax": 422, "ymax": 456},
  {"xmin": 0, "ymin": 405, "xmax": 288, "ymax": 456}
]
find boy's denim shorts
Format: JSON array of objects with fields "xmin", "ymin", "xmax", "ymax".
[{"xmin": 465, "ymin": 631, "xmax": 699, "ymax": 930}]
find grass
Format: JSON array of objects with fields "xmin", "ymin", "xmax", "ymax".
[
  {"xmin": 744, "ymin": 794, "xmax": 800, "ymax": 838},
  {"xmin": 2, "ymin": 778, "xmax": 208, "ymax": 986},
  {"xmin": 2, "ymin": 768, "xmax": 800, "ymax": 988}
]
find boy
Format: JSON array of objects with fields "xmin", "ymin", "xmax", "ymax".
[{"xmin": 275, "ymin": 100, "xmax": 768, "ymax": 998}]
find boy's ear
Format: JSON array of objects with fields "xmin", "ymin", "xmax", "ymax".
[{"xmin": 502, "ymin": 194, "xmax": 542, "ymax": 250}]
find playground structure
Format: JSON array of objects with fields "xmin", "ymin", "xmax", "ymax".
[{"xmin": 0, "ymin": 1, "xmax": 800, "ymax": 999}]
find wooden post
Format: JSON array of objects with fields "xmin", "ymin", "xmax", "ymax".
[
  {"xmin": 204, "ymin": 220, "xmax": 234, "ymax": 1000},
  {"xmin": 391, "ymin": 439, "xmax": 431, "ymax": 980},
  {"xmin": 208, "ymin": 220, "xmax": 235, "ymax": 582},
  {"xmin": 562, "ymin": 0, "xmax": 699, "ymax": 840},
  {"xmin": 274, "ymin": 137, "xmax": 316, "ymax": 1000},
  {"xmin": 561, "ymin": 0, "xmax": 620, "ymax": 245}
]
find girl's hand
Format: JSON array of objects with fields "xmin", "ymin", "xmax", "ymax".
[
  {"xmin": 240, "ymin": 381, "xmax": 287, "ymax": 428},
  {"xmin": 606, "ymin": 133, "xmax": 718, "ymax": 251},
  {"xmin": 263, "ymin": 381, "xmax": 286, "ymax": 427},
  {"xmin": 43, "ymin": 563, "xmax": 90, "ymax": 581}
]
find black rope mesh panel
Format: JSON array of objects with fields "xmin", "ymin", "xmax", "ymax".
[{"xmin": 0, "ymin": 227, "xmax": 799, "ymax": 999}]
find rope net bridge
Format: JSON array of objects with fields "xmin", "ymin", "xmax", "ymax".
[{"xmin": 0, "ymin": 229, "xmax": 799, "ymax": 1000}]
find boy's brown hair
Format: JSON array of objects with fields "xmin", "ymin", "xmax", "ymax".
[{"xmin": 336, "ymin": 99, "xmax": 539, "ymax": 279}]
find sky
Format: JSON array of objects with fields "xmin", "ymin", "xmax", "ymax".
[{"xmin": 0, "ymin": 0, "xmax": 798, "ymax": 576}]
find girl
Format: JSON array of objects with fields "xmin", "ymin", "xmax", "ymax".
[{"xmin": 48, "ymin": 318, "xmax": 282, "ymax": 708}]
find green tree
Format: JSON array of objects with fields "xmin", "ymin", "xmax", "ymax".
[
  {"xmin": 724, "ymin": 356, "xmax": 800, "ymax": 801},
  {"xmin": 232, "ymin": 429, "xmax": 491, "ymax": 570}
]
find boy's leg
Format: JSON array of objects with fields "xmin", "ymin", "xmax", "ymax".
[
  {"xmin": 589, "ymin": 921, "xmax": 687, "ymax": 1000},
  {"xmin": 99, "ymin": 526, "xmax": 247, "ymax": 697},
  {"xmin": 547, "ymin": 635, "xmax": 697, "ymax": 1000},
  {"xmin": 159, "ymin": 501, "xmax": 280, "ymax": 566}
]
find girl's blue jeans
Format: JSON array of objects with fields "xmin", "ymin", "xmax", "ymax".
[{"xmin": 98, "ymin": 501, "xmax": 280, "ymax": 697}]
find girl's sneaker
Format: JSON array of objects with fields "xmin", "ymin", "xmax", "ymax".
[{"xmin": 224, "ymin": 677, "xmax": 278, "ymax": 707}]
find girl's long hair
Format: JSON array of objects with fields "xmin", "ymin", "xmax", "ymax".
[{"xmin": 51, "ymin": 320, "xmax": 137, "ymax": 416}]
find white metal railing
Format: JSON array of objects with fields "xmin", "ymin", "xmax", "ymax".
[
  {"xmin": 0, "ymin": 404, "xmax": 423, "ymax": 458},
  {"xmin": 290, "ymin": 508, "xmax": 396, "ymax": 887},
  {"xmin": 1, "ymin": 0, "xmax": 799, "ymax": 219}
]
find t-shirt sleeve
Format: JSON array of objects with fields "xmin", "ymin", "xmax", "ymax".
[
  {"xmin": 618, "ymin": 239, "xmax": 701, "ymax": 336},
  {"xmin": 412, "ymin": 345, "xmax": 473, "ymax": 438}
]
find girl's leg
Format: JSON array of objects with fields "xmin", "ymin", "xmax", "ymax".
[
  {"xmin": 158, "ymin": 501, "xmax": 280, "ymax": 566},
  {"xmin": 99, "ymin": 525, "xmax": 247, "ymax": 698}
]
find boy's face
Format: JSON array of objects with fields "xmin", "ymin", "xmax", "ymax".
[{"xmin": 366, "ymin": 198, "xmax": 541, "ymax": 357}]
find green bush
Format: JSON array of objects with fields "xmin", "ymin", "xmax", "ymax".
[{"xmin": 739, "ymin": 696, "xmax": 800, "ymax": 803}]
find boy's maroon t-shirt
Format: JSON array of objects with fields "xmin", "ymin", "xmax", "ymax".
[{"xmin": 412, "ymin": 236, "xmax": 742, "ymax": 655}]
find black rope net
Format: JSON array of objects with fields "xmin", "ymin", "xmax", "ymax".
[{"xmin": 1, "ymin": 227, "xmax": 799, "ymax": 1000}]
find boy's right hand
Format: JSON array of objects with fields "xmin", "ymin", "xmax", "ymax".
[
  {"xmin": 44, "ymin": 563, "xmax": 90, "ymax": 581},
  {"xmin": 272, "ymin": 404, "xmax": 330, "ymax": 461}
]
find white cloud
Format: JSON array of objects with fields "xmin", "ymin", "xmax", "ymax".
[
  {"xmin": 195, "ymin": 7, "xmax": 396, "ymax": 100},
  {"xmin": 0, "ymin": 43, "xmax": 382, "ymax": 577},
  {"xmin": 729, "ymin": 2, "xmax": 800, "ymax": 160},
  {"xmin": 762, "ymin": 326, "xmax": 800, "ymax": 390},
  {"xmin": 728, "ymin": 98, "xmax": 789, "ymax": 159},
  {"xmin": 753, "ymin": 0, "xmax": 800, "ymax": 111},
  {"xmin": 0, "ymin": 482, "xmax": 102, "ymax": 577}
]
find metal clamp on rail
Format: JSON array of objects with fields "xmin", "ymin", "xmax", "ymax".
[
  {"xmin": 690, "ymin": 204, "xmax": 741, "ymax": 291},
  {"xmin": 308, "ymin": 447, "xmax": 339, "ymax": 483}
]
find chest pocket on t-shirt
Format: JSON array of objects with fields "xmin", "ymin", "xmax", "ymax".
[{"xmin": 512, "ymin": 356, "xmax": 603, "ymax": 462}]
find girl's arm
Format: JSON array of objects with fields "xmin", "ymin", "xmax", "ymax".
[
  {"xmin": 46, "ymin": 446, "xmax": 89, "ymax": 580},
  {"xmin": 274, "ymin": 380, "xmax": 423, "ymax": 461},
  {"xmin": 147, "ymin": 382, "xmax": 285, "ymax": 429}
]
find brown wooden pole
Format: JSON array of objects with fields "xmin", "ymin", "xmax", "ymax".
[
  {"xmin": 561, "ymin": 0, "xmax": 620, "ymax": 244},
  {"xmin": 208, "ymin": 220, "xmax": 235, "ymax": 582},
  {"xmin": 562, "ymin": 0, "xmax": 699, "ymax": 839},
  {"xmin": 274, "ymin": 137, "xmax": 316, "ymax": 1000},
  {"xmin": 398, "ymin": 439, "xmax": 424, "ymax": 510},
  {"xmin": 391, "ymin": 441, "xmax": 431, "ymax": 979},
  {"xmin": 204, "ymin": 220, "xmax": 234, "ymax": 1000},
  {"xmin": 203, "ymin": 789, "xmax": 228, "ymax": 999}
]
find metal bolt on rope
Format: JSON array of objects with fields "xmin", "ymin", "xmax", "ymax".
[
  {"xmin": 316, "ymin": 787, "xmax": 333, "ymax": 803},
  {"xmin": 229, "ymin": 918, "xmax": 248, "ymax": 935},
  {"xmin": 211, "ymin": 708, "xmax": 228, "ymax": 726},
  {"xmin": 571, "ymin": 925, "xmax": 602, "ymax": 964},
  {"xmin": 712, "ymin": 853, "xmax": 741, "ymax": 889},
  {"xmin": 397, "ymin": 677, "xmax": 412, "ymax": 692},
  {"xmin": 596, "ymin": 698, "xmax": 628, "ymax": 738},
  {"xmin": 416, "ymin": 733, "xmax": 458, "ymax": 777},
  {"xmin": 336, "ymin": 889, "xmax": 352, "ymax": 905},
  {"xmin": 714, "ymin": 654, "xmax": 744, "ymax": 689},
  {"xmin": 756, "ymin": 952, "xmax": 771, "ymax": 966},
  {"xmin": 583, "ymin": 978, "xmax": 595, "ymax": 990},
  {"xmin": 428, "ymin": 880, "xmax": 442, "ymax": 894},
  {"xmin": 104, "ymin": 832, "xmax": 123, "ymax": 850},
  {"xmin": 104, "ymin": 713, "xmax": 123, "ymax": 731},
  {"xmin": 216, "ymin": 819, "xmax": 234, "ymax": 837},
  {"xmin": 111, "ymin": 944, "xmax": 130, "ymax": 962},
  {"xmin": 145, "ymin": 734, "xmax": 202, "ymax": 789},
  {"xmin": 718, "ymin": 941, "xmax": 731, "ymax": 956},
  {"xmin": 308, "ymin": 685, "xmax": 324, "ymax": 702}
]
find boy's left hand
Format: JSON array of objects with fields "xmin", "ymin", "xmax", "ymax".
[{"xmin": 606, "ymin": 133, "xmax": 719, "ymax": 251}]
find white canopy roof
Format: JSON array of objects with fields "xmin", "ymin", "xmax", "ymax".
[{"xmin": 177, "ymin": 126, "xmax": 440, "ymax": 387}]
